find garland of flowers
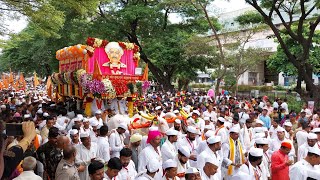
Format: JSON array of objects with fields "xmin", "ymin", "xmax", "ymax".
[
  {"xmin": 86, "ymin": 37, "xmax": 140, "ymax": 65},
  {"xmin": 111, "ymin": 79, "xmax": 129, "ymax": 95}
]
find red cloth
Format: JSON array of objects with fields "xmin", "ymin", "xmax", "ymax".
[{"xmin": 271, "ymin": 150, "xmax": 289, "ymax": 180}]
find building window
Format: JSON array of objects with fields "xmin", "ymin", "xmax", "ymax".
[{"xmin": 248, "ymin": 72, "xmax": 258, "ymax": 85}]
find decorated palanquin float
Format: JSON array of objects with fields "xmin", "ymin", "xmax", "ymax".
[{"xmin": 51, "ymin": 37, "xmax": 150, "ymax": 117}]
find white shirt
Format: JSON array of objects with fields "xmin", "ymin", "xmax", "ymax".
[
  {"xmin": 97, "ymin": 136, "xmax": 110, "ymax": 163},
  {"xmin": 175, "ymin": 156, "xmax": 189, "ymax": 180},
  {"xmin": 239, "ymin": 112, "xmax": 249, "ymax": 125},
  {"xmin": 110, "ymin": 99, "xmax": 127, "ymax": 115},
  {"xmin": 281, "ymin": 102, "xmax": 289, "ymax": 114},
  {"xmin": 90, "ymin": 116, "xmax": 104, "ymax": 126},
  {"xmin": 260, "ymin": 151, "xmax": 271, "ymax": 180},
  {"xmin": 134, "ymin": 172, "xmax": 155, "ymax": 180},
  {"xmin": 203, "ymin": 110, "xmax": 217, "ymax": 122},
  {"xmin": 269, "ymin": 138, "xmax": 295, "ymax": 160},
  {"xmin": 138, "ymin": 144, "xmax": 162, "ymax": 179},
  {"xmin": 239, "ymin": 126, "xmax": 253, "ymax": 151},
  {"xmin": 215, "ymin": 126, "xmax": 228, "ymax": 144},
  {"xmin": 296, "ymin": 130, "xmax": 309, "ymax": 147},
  {"xmin": 239, "ymin": 162, "xmax": 262, "ymax": 180},
  {"xmin": 268, "ymin": 126, "xmax": 279, "ymax": 139},
  {"xmin": 13, "ymin": 171, "xmax": 42, "ymax": 180},
  {"xmin": 75, "ymin": 143, "xmax": 98, "ymax": 180},
  {"xmin": 109, "ymin": 130, "xmax": 125, "ymax": 158},
  {"xmin": 119, "ymin": 160, "xmax": 137, "ymax": 180},
  {"xmin": 177, "ymin": 137, "xmax": 199, "ymax": 167},
  {"xmin": 200, "ymin": 169, "xmax": 217, "ymax": 180},
  {"xmin": 197, "ymin": 147, "xmax": 222, "ymax": 180},
  {"xmin": 161, "ymin": 140, "xmax": 177, "ymax": 163},
  {"xmin": 289, "ymin": 159, "xmax": 319, "ymax": 180}
]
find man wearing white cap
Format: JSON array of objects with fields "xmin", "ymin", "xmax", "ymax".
[
  {"xmin": 255, "ymin": 138, "xmax": 271, "ymax": 180},
  {"xmin": 173, "ymin": 119, "xmax": 183, "ymax": 138},
  {"xmin": 176, "ymin": 145, "xmax": 191, "ymax": 180},
  {"xmin": 109, "ymin": 123, "xmax": 127, "ymax": 158},
  {"xmin": 161, "ymin": 129, "xmax": 179, "ymax": 163},
  {"xmin": 269, "ymin": 127, "xmax": 295, "ymax": 161},
  {"xmin": 290, "ymin": 147, "xmax": 320, "ymax": 180},
  {"xmin": 197, "ymin": 130, "xmax": 214, "ymax": 154},
  {"xmin": 298, "ymin": 133, "xmax": 319, "ymax": 161},
  {"xmin": 200, "ymin": 158, "xmax": 219, "ymax": 180},
  {"xmin": 215, "ymin": 117, "xmax": 228, "ymax": 144},
  {"xmin": 89, "ymin": 110, "xmax": 103, "ymax": 126},
  {"xmin": 312, "ymin": 127, "xmax": 320, "ymax": 147},
  {"xmin": 177, "ymin": 126, "xmax": 199, "ymax": 167},
  {"xmin": 162, "ymin": 159, "xmax": 179, "ymax": 180},
  {"xmin": 110, "ymin": 97, "xmax": 127, "ymax": 115},
  {"xmin": 222, "ymin": 126, "xmax": 246, "ymax": 180},
  {"xmin": 89, "ymin": 120, "xmax": 99, "ymax": 143},
  {"xmin": 80, "ymin": 118, "xmax": 92, "ymax": 134},
  {"xmin": 191, "ymin": 110, "xmax": 205, "ymax": 132},
  {"xmin": 197, "ymin": 136, "xmax": 222, "ymax": 180},
  {"xmin": 239, "ymin": 148, "xmax": 264, "ymax": 180},
  {"xmin": 185, "ymin": 167, "xmax": 200, "ymax": 180},
  {"xmin": 67, "ymin": 114, "xmax": 84, "ymax": 131},
  {"xmin": 70, "ymin": 129, "xmax": 81, "ymax": 146},
  {"xmin": 135, "ymin": 157, "xmax": 161, "ymax": 180},
  {"xmin": 283, "ymin": 121, "xmax": 293, "ymax": 141},
  {"xmin": 75, "ymin": 131, "xmax": 98, "ymax": 180}
]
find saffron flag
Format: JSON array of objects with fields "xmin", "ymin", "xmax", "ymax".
[{"xmin": 34, "ymin": 72, "xmax": 40, "ymax": 87}]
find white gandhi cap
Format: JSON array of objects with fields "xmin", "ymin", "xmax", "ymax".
[
  {"xmin": 207, "ymin": 136, "xmax": 221, "ymax": 144},
  {"xmin": 147, "ymin": 158, "xmax": 161, "ymax": 173},
  {"xmin": 166, "ymin": 129, "xmax": 179, "ymax": 136},
  {"xmin": 308, "ymin": 147, "xmax": 320, "ymax": 156},
  {"xmin": 185, "ymin": 167, "xmax": 199, "ymax": 174},
  {"xmin": 249, "ymin": 147, "xmax": 264, "ymax": 157},
  {"xmin": 178, "ymin": 145, "xmax": 191, "ymax": 158},
  {"xmin": 163, "ymin": 159, "xmax": 178, "ymax": 169}
]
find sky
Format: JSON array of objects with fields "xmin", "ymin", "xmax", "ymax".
[{"xmin": 2, "ymin": 0, "xmax": 250, "ymax": 37}]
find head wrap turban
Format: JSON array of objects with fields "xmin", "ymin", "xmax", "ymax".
[{"xmin": 147, "ymin": 130, "xmax": 162, "ymax": 144}]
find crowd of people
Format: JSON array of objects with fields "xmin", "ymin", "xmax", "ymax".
[{"xmin": 0, "ymin": 89, "xmax": 320, "ymax": 180}]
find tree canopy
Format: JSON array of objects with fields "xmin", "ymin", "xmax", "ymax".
[{"xmin": 0, "ymin": 0, "xmax": 219, "ymax": 90}]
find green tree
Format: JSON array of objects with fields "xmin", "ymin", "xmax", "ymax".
[
  {"xmin": 267, "ymin": 25, "xmax": 320, "ymax": 90},
  {"xmin": 246, "ymin": 0, "xmax": 320, "ymax": 104}
]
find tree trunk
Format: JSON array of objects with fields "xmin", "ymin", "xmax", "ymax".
[
  {"xmin": 215, "ymin": 78, "xmax": 221, "ymax": 95},
  {"xmin": 305, "ymin": 65, "xmax": 313, "ymax": 92},
  {"xmin": 184, "ymin": 79, "xmax": 190, "ymax": 91},
  {"xmin": 178, "ymin": 79, "xmax": 183, "ymax": 91},
  {"xmin": 235, "ymin": 76, "xmax": 240, "ymax": 97}
]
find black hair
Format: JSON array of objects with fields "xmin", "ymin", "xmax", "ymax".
[
  {"xmin": 88, "ymin": 160, "xmax": 104, "ymax": 175},
  {"xmin": 48, "ymin": 127, "xmax": 59, "ymax": 138},
  {"xmin": 165, "ymin": 167, "xmax": 175, "ymax": 171},
  {"xmin": 107, "ymin": 157, "xmax": 122, "ymax": 170},
  {"xmin": 307, "ymin": 152, "xmax": 320, "ymax": 158},
  {"xmin": 255, "ymin": 144, "xmax": 264, "ymax": 148},
  {"xmin": 178, "ymin": 150, "xmax": 187, "ymax": 157},
  {"xmin": 120, "ymin": 148, "xmax": 132, "ymax": 157},
  {"xmin": 99, "ymin": 125, "xmax": 109, "ymax": 136},
  {"xmin": 248, "ymin": 154, "xmax": 262, "ymax": 162}
]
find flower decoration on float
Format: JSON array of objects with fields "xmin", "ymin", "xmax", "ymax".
[{"xmin": 85, "ymin": 37, "xmax": 140, "ymax": 65}]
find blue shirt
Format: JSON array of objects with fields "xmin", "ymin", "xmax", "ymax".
[{"xmin": 259, "ymin": 115, "xmax": 271, "ymax": 129}]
